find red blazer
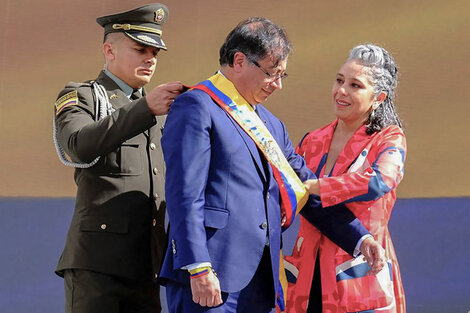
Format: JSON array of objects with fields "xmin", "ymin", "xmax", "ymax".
[{"xmin": 284, "ymin": 120, "xmax": 407, "ymax": 313}]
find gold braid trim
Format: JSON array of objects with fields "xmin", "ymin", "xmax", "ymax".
[{"xmin": 112, "ymin": 24, "xmax": 162, "ymax": 36}]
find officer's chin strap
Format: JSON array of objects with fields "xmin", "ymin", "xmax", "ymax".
[{"xmin": 52, "ymin": 81, "xmax": 115, "ymax": 168}]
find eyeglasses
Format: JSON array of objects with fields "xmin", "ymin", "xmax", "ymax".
[{"xmin": 250, "ymin": 59, "xmax": 288, "ymax": 82}]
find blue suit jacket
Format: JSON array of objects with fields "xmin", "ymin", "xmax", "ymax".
[{"xmin": 160, "ymin": 88, "xmax": 368, "ymax": 294}]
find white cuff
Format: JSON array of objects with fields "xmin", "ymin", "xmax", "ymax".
[{"xmin": 353, "ymin": 234, "xmax": 373, "ymax": 257}]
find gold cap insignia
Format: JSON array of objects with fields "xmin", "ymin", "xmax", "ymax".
[{"xmin": 155, "ymin": 8, "xmax": 165, "ymax": 23}]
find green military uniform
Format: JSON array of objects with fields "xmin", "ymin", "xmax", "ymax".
[
  {"xmin": 54, "ymin": 71, "xmax": 167, "ymax": 280},
  {"xmin": 53, "ymin": 4, "xmax": 170, "ymax": 313}
]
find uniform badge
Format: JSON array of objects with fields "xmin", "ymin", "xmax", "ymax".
[
  {"xmin": 55, "ymin": 90, "xmax": 78, "ymax": 115},
  {"xmin": 155, "ymin": 8, "xmax": 165, "ymax": 23}
]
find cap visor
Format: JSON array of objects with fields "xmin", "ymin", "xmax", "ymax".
[{"xmin": 125, "ymin": 32, "xmax": 167, "ymax": 50}]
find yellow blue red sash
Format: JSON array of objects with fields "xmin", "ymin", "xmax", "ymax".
[
  {"xmin": 190, "ymin": 73, "xmax": 307, "ymax": 310},
  {"xmin": 191, "ymin": 73, "xmax": 308, "ymax": 229}
]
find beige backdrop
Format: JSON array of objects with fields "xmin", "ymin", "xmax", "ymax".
[{"xmin": 0, "ymin": 0, "xmax": 469, "ymax": 198}]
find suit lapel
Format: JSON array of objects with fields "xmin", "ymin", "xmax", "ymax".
[
  {"xmin": 255, "ymin": 105, "xmax": 274, "ymax": 178},
  {"xmin": 222, "ymin": 107, "xmax": 268, "ymax": 183}
]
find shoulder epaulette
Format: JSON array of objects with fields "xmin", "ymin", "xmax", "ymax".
[{"xmin": 64, "ymin": 81, "xmax": 92, "ymax": 88}]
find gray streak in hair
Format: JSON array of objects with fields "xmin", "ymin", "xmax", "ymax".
[{"xmin": 348, "ymin": 44, "xmax": 402, "ymax": 134}]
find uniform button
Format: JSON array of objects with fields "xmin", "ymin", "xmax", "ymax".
[
  {"xmin": 150, "ymin": 143, "xmax": 156, "ymax": 150},
  {"xmin": 152, "ymin": 219, "xmax": 157, "ymax": 227},
  {"xmin": 153, "ymin": 168, "xmax": 159, "ymax": 175},
  {"xmin": 154, "ymin": 273, "xmax": 158, "ymax": 279},
  {"xmin": 100, "ymin": 224, "xmax": 107, "ymax": 230},
  {"xmin": 260, "ymin": 222, "xmax": 268, "ymax": 229},
  {"xmin": 266, "ymin": 192, "xmax": 270, "ymax": 199},
  {"xmin": 154, "ymin": 193, "xmax": 159, "ymax": 200}
]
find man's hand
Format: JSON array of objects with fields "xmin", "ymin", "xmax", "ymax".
[
  {"xmin": 360, "ymin": 236, "xmax": 386, "ymax": 275},
  {"xmin": 190, "ymin": 270, "xmax": 223, "ymax": 307},
  {"xmin": 146, "ymin": 81, "xmax": 183, "ymax": 116},
  {"xmin": 303, "ymin": 179, "xmax": 319, "ymax": 195}
]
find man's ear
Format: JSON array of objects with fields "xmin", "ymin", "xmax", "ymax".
[
  {"xmin": 232, "ymin": 51, "xmax": 247, "ymax": 73},
  {"xmin": 103, "ymin": 42, "xmax": 115, "ymax": 62}
]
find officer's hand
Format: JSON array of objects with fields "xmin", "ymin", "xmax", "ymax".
[
  {"xmin": 360, "ymin": 236, "xmax": 386, "ymax": 275},
  {"xmin": 146, "ymin": 81, "xmax": 183, "ymax": 116},
  {"xmin": 190, "ymin": 270, "xmax": 223, "ymax": 307}
]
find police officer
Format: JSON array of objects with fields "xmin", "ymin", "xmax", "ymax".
[{"xmin": 53, "ymin": 3, "xmax": 183, "ymax": 313}]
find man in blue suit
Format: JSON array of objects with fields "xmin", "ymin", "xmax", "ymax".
[{"xmin": 160, "ymin": 17, "xmax": 384, "ymax": 312}]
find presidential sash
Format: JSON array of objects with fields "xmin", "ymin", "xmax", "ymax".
[
  {"xmin": 192, "ymin": 73, "xmax": 308, "ymax": 229},
  {"xmin": 191, "ymin": 73, "xmax": 308, "ymax": 310}
]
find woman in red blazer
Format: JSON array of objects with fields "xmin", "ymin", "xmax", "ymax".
[{"xmin": 285, "ymin": 44, "xmax": 406, "ymax": 313}]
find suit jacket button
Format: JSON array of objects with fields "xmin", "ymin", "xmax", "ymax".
[
  {"xmin": 153, "ymin": 168, "xmax": 159, "ymax": 175},
  {"xmin": 150, "ymin": 143, "xmax": 156, "ymax": 150},
  {"xmin": 266, "ymin": 192, "xmax": 270, "ymax": 199},
  {"xmin": 171, "ymin": 239, "xmax": 177, "ymax": 254},
  {"xmin": 260, "ymin": 222, "xmax": 267, "ymax": 229},
  {"xmin": 152, "ymin": 219, "xmax": 157, "ymax": 227},
  {"xmin": 154, "ymin": 193, "xmax": 159, "ymax": 200},
  {"xmin": 100, "ymin": 224, "xmax": 107, "ymax": 230}
]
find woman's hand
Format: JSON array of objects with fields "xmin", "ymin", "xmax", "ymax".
[
  {"xmin": 303, "ymin": 179, "xmax": 320, "ymax": 195},
  {"xmin": 360, "ymin": 237, "xmax": 386, "ymax": 275}
]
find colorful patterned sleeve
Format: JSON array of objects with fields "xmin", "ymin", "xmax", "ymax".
[{"xmin": 320, "ymin": 127, "xmax": 407, "ymax": 207}]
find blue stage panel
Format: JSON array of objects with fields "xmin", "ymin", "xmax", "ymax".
[
  {"xmin": 0, "ymin": 197, "xmax": 469, "ymax": 313},
  {"xmin": 0, "ymin": 198, "xmax": 74, "ymax": 313}
]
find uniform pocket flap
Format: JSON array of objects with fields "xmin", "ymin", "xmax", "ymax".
[
  {"xmin": 121, "ymin": 142, "xmax": 139, "ymax": 147},
  {"xmin": 80, "ymin": 215, "xmax": 128, "ymax": 234},
  {"xmin": 203, "ymin": 207, "xmax": 229, "ymax": 229}
]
